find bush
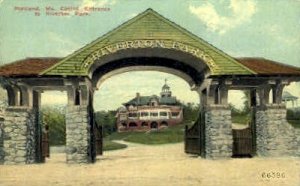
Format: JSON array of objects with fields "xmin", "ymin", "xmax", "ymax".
[
  {"xmin": 42, "ymin": 106, "xmax": 66, "ymax": 146},
  {"xmin": 182, "ymin": 102, "xmax": 200, "ymax": 122},
  {"xmin": 287, "ymin": 109, "xmax": 300, "ymax": 120},
  {"xmin": 95, "ymin": 111, "xmax": 117, "ymax": 137}
]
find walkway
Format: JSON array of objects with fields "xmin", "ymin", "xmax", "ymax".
[{"xmin": 0, "ymin": 141, "xmax": 299, "ymax": 186}]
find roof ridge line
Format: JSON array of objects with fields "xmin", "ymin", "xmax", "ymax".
[
  {"xmin": 40, "ymin": 9, "xmax": 153, "ymax": 75},
  {"xmin": 146, "ymin": 10, "xmax": 256, "ymax": 75}
]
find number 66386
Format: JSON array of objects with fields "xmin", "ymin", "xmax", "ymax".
[{"xmin": 261, "ymin": 172, "xmax": 285, "ymax": 179}]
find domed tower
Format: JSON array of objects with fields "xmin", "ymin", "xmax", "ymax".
[{"xmin": 160, "ymin": 79, "xmax": 172, "ymax": 97}]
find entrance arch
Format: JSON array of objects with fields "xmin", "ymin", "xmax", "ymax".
[
  {"xmin": 0, "ymin": 9, "xmax": 299, "ymax": 165},
  {"xmin": 92, "ymin": 56, "xmax": 206, "ymax": 90}
]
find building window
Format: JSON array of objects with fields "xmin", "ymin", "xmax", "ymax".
[
  {"xmin": 150, "ymin": 112, "xmax": 158, "ymax": 117},
  {"xmin": 119, "ymin": 114, "xmax": 127, "ymax": 121},
  {"xmin": 141, "ymin": 112, "xmax": 149, "ymax": 117},
  {"xmin": 150, "ymin": 99, "xmax": 158, "ymax": 106},
  {"xmin": 159, "ymin": 112, "xmax": 167, "ymax": 117},
  {"xmin": 75, "ymin": 89, "xmax": 80, "ymax": 105},
  {"xmin": 129, "ymin": 122, "xmax": 137, "ymax": 127},
  {"xmin": 128, "ymin": 112, "xmax": 138, "ymax": 118},
  {"xmin": 171, "ymin": 112, "xmax": 179, "ymax": 117}
]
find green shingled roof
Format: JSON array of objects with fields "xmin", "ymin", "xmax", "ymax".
[
  {"xmin": 124, "ymin": 95, "xmax": 178, "ymax": 106},
  {"xmin": 42, "ymin": 9, "xmax": 255, "ymax": 76}
]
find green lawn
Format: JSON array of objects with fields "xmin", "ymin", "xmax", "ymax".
[
  {"xmin": 103, "ymin": 139, "xmax": 127, "ymax": 151},
  {"xmin": 103, "ymin": 119, "xmax": 300, "ymax": 150},
  {"xmin": 105, "ymin": 122, "xmax": 193, "ymax": 145},
  {"xmin": 231, "ymin": 114, "xmax": 250, "ymax": 124}
]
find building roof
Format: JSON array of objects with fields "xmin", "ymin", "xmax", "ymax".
[
  {"xmin": 0, "ymin": 57, "xmax": 299, "ymax": 77},
  {"xmin": 160, "ymin": 97, "xmax": 177, "ymax": 104},
  {"xmin": 236, "ymin": 58, "xmax": 300, "ymax": 75},
  {"xmin": 0, "ymin": 58, "xmax": 61, "ymax": 77},
  {"xmin": 282, "ymin": 91, "xmax": 298, "ymax": 101},
  {"xmin": 41, "ymin": 9, "xmax": 255, "ymax": 76},
  {"xmin": 124, "ymin": 95, "xmax": 178, "ymax": 106}
]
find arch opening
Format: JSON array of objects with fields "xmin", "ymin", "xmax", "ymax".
[
  {"xmin": 160, "ymin": 121, "xmax": 168, "ymax": 127},
  {"xmin": 90, "ymin": 51, "xmax": 203, "ymax": 155},
  {"xmin": 40, "ymin": 91, "xmax": 68, "ymax": 163},
  {"xmin": 150, "ymin": 122, "xmax": 158, "ymax": 129},
  {"xmin": 129, "ymin": 122, "xmax": 138, "ymax": 128},
  {"xmin": 93, "ymin": 70, "xmax": 200, "ymax": 149},
  {"xmin": 89, "ymin": 48, "xmax": 210, "ymax": 89}
]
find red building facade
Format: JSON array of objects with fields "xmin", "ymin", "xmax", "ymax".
[{"xmin": 116, "ymin": 81, "xmax": 183, "ymax": 132}]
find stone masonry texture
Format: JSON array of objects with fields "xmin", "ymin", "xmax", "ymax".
[
  {"xmin": 256, "ymin": 104, "xmax": 299, "ymax": 157},
  {"xmin": 0, "ymin": 117, "xmax": 4, "ymax": 164},
  {"xmin": 65, "ymin": 106, "xmax": 92, "ymax": 164},
  {"xmin": 2, "ymin": 107, "xmax": 36, "ymax": 165},
  {"xmin": 204, "ymin": 105, "xmax": 233, "ymax": 159}
]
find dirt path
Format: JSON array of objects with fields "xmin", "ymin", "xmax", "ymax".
[{"xmin": 0, "ymin": 142, "xmax": 299, "ymax": 186}]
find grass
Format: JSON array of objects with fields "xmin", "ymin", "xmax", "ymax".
[
  {"xmin": 103, "ymin": 139, "xmax": 127, "ymax": 151},
  {"xmin": 105, "ymin": 122, "xmax": 193, "ymax": 145},
  {"xmin": 231, "ymin": 114, "xmax": 250, "ymax": 124},
  {"xmin": 103, "ymin": 119, "xmax": 300, "ymax": 148}
]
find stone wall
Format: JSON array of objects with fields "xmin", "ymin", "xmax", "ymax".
[
  {"xmin": 204, "ymin": 105, "xmax": 232, "ymax": 158},
  {"xmin": 0, "ymin": 117, "xmax": 4, "ymax": 164},
  {"xmin": 256, "ymin": 104, "xmax": 298, "ymax": 157},
  {"xmin": 2, "ymin": 107, "xmax": 36, "ymax": 164},
  {"xmin": 295, "ymin": 128, "xmax": 300, "ymax": 157},
  {"xmin": 66, "ymin": 106, "xmax": 93, "ymax": 164}
]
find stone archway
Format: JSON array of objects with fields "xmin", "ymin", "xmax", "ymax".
[{"xmin": 0, "ymin": 9, "xmax": 299, "ymax": 165}]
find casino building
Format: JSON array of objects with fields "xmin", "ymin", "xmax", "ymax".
[{"xmin": 116, "ymin": 80, "xmax": 183, "ymax": 132}]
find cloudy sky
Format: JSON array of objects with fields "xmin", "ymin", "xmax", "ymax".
[{"xmin": 0, "ymin": 0, "xmax": 299, "ymax": 110}]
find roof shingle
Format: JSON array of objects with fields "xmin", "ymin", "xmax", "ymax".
[
  {"xmin": 124, "ymin": 95, "xmax": 178, "ymax": 106},
  {"xmin": 235, "ymin": 58, "xmax": 300, "ymax": 75},
  {"xmin": 0, "ymin": 58, "xmax": 61, "ymax": 77},
  {"xmin": 0, "ymin": 57, "xmax": 299, "ymax": 77}
]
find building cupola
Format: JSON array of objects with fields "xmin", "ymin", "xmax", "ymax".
[{"xmin": 160, "ymin": 79, "xmax": 172, "ymax": 97}]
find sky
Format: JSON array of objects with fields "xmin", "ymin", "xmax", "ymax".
[{"xmin": 0, "ymin": 0, "xmax": 299, "ymax": 111}]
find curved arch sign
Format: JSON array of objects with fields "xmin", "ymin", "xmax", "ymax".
[
  {"xmin": 42, "ymin": 9, "xmax": 254, "ymax": 76},
  {"xmin": 82, "ymin": 39, "xmax": 218, "ymax": 72}
]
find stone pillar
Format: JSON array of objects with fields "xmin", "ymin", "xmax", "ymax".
[
  {"xmin": 295, "ymin": 129, "xmax": 300, "ymax": 157},
  {"xmin": 0, "ymin": 116, "xmax": 4, "ymax": 164},
  {"xmin": 256, "ymin": 104, "xmax": 298, "ymax": 156},
  {"xmin": 65, "ymin": 81, "xmax": 94, "ymax": 164},
  {"xmin": 255, "ymin": 80, "xmax": 298, "ymax": 157},
  {"xmin": 199, "ymin": 79, "xmax": 233, "ymax": 159},
  {"xmin": 204, "ymin": 105, "xmax": 233, "ymax": 158},
  {"xmin": 2, "ymin": 107, "xmax": 37, "ymax": 164},
  {"xmin": 65, "ymin": 105, "xmax": 92, "ymax": 164}
]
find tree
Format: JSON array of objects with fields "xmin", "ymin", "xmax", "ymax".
[
  {"xmin": 95, "ymin": 110, "xmax": 117, "ymax": 136},
  {"xmin": 241, "ymin": 90, "xmax": 251, "ymax": 114},
  {"xmin": 42, "ymin": 106, "xmax": 66, "ymax": 146},
  {"xmin": 182, "ymin": 102, "xmax": 200, "ymax": 122}
]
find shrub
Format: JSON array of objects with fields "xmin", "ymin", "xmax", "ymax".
[{"xmin": 42, "ymin": 106, "xmax": 66, "ymax": 146}]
